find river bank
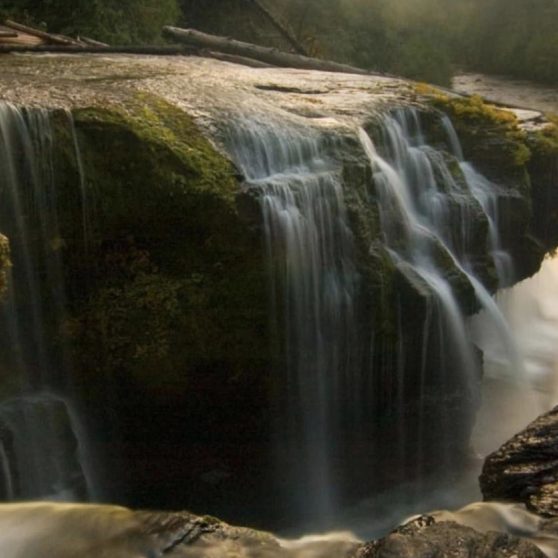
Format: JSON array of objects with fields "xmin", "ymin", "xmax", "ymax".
[{"xmin": 453, "ymin": 73, "xmax": 558, "ymax": 115}]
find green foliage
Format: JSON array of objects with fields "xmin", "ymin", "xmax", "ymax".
[
  {"xmin": 180, "ymin": 0, "xmax": 558, "ymax": 86},
  {"xmin": 0, "ymin": 0, "xmax": 180, "ymax": 44},
  {"xmin": 6, "ymin": 0, "xmax": 558, "ymax": 84},
  {"xmin": 425, "ymin": 91, "xmax": 532, "ymax": 168},
  {"xmin": 271, "ymin": 0, "xmax": 455, "ymax": 85}
]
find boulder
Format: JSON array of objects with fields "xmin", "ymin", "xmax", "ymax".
[
  {"xmin": 480, "ymin": 405, "xmax": 558, "ymax": 516},
  {"xmin": 357, "ymin": 515, "xmax": 545, "ymax": 558}
]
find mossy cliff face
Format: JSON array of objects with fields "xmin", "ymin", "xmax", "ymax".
[
  {"xmin": 67, "ymin": 97, "xmax": 268, "ymax": 392},
  {"xmin": 48, "ymin": 95, "xmax": 271, "ymax": 514}
]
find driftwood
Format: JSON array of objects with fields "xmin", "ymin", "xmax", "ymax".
[
  {"xmin": 163, "ymin": 26, "xmax": 371, "ymax": 75},
  {"xmin": 0, "ymin": 44, "xmax": 197, "ymax": 55},
  {"xmin": 0, "ymin": 44, "xmax": 268, "ymax": 70},
  {"xmin": 202, "ymin": 49, "xmax": 272, "ymax": 68},
  {"xmin": 4, "ymin": 19, "xmax": 82, "ymax": 46},
  {"xmin": 79, "ymin": 36, "xmax": 110, "ymax": 47}
]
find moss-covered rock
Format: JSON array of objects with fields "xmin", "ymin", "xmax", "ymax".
[
  {"xmin": 414, "ymin": 86, "xmax": 558, "ymax": 281},
  {"xmin": 526, "ymin": 115, "xmax": 558, "ymax": 253},
  {"xmin": 53, "ymin": 96, "xmax": 269, "ymax": 400},
  {"xmin": 40, "ymin": 95, "xmax": 273, "ymax": 515}
]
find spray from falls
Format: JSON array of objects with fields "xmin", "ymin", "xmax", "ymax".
[{"xmin": 0, "ymin": 102, "xmax": 94, "ymax": 501}]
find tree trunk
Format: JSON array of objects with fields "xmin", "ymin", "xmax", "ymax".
[
  {"xmin": 0, "ymin": 44, "xmax": 197, "ymax": 55},
  {"xmin": 0, "ymin": 44, "xmax": 271, "ymax": 70},
  {"xmin": 4, "ymin": 19, "xmax": 82, "ymax": 46},
  {"xmin": 162, "ymin": 26, "xmax": 372, "ymax": 76}
]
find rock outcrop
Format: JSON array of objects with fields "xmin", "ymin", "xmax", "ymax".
[
  {"xmin": 481, "ymin": 405, "xmax": 558, "ymax": 516},
  {"xmin": 0, "ymin": 502, "xmax": 548, "ymax": 558},
  {"xmin": 358, "ymin": 515, "xmax": 546, "ymax": 558},
  {"xmin": 0, "ymin": 54, "xmax": 557, "ymax": 524}
]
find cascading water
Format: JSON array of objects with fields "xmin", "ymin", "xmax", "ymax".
[
  {"xmin": 358, "ymin": 108, "xmax": 527, "ymax": 487},
  {"xmin": 224, "ymin": 118, "xmax": 358, "ymax": 523},
  {"xmin": 220, "ymin": 106, "xmax": 527, "ymax": 526},
  {"xmin": 0, "ymin": 102, "xmax": 94, "ymax": 501},
  {"xmin": 440, "ymin": 115, "xmax": 515, "ymax": 286}
]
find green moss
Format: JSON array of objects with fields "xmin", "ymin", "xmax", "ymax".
[
  {"xmin": 414, "ymin": 87, "xmax": 532, "ymax": 175},
  {"xmin": 74, "ymin": 93, "xmax": 238, "ymax": 204},
  {"xmin": 53, "ymin": 94, "xmax": 270, "ymax": 404},
  {"xmin": 529, "ymin": 115, "xmax": 558, "ymax": 157}
]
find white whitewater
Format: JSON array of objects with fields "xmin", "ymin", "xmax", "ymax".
[
  {"xmin": 222, "ymin": 107, "xmax": 526, "ymax": 524},
  {"xmin": 358, "ymin": 108, "xmax": 525, "ymax": 480},
  {"xmin": 0, "ymin": 102, "xmax": 94, "ymax": 501},
  {"xmin": 224, "ymin": 117, "xmax": 358, "ymax": 522}
]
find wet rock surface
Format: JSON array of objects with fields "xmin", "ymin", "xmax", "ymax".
[
  {"xmin": 481, "ymin": 405, "xmax": 558, "ymax": 516},
  {"xmin": 358, "ymin": 515, "xmax": 546, "ymax": 558},
  {"xmin": 0, "ymin": 503, "xmax": 360, "ymax": 558}
]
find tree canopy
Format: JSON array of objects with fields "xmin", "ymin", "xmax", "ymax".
[{"xmin": 0, "ymin": 0, "xmax": 180, "ymax": 44}]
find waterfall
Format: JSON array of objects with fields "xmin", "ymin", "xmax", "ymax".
[
  {"xmin": 0, "ymin": 102, "xmax": 94, "ymax": 501},
  {"xmin": 440, "ymin": 116, "xmax": 515, "ymax": 285},
  {"xmin": 358, "ymin": 108, "xmax": 524, "ymax": 484},
  {"xmin": 224, "ymin": 118, "xmax": 358, "ymax": 522},
  {"xmin": 219, "ymin": 106, "xmax": 527, "ymax": 524}
]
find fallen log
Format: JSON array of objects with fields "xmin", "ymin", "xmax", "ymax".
[
  {"xmin": 0, "ymin": 31, "xmax": 18, "ymax": 39},
  {"xmin": 202, "ymin": 49, "xmax": 272, "ymax": 68},
  {"xmin": 163, "ymin": 26, "xmax": 371, "ymax": 76},
  {"xmin": 4, "ymin": 19, "xmax": 82, "ymax": 46},
  {"xmin": 0, "ymin": 44, "xmax": 197, "ymax": 55},
  {"xmin": 79, "ymin": 36, "xmax": 110, "ymax": 47},
  {"xmin": 0, "ymin": 44, "xmax": 281, "ymax": 70}
]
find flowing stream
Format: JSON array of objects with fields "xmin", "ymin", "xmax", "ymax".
[{"xmin": 0, "ymin": 102, "xmax": 94, "ymax": 501}]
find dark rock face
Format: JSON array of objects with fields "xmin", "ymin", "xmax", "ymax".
[
  {"xmin": 480, "ymin": 405, "xmax": 558, "ymax": 516},
  {"xmin": 358, "ymin": 516, "xmax": 546, "ymax": 558}
]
